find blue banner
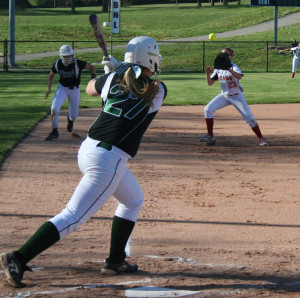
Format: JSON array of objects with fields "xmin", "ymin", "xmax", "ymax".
[{"xmin": 251, "ymin": 0, "xmax": 300, "ymax": 6}]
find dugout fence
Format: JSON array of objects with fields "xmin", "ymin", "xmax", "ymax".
[{"xmin": 0, "ymin": 39, "xmax": 295, "ymax": 73}]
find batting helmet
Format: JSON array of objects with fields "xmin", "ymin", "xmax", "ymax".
[
  {"xmin": 59, "ymin": 45, "xmax": 75, "ymax": 66},
  {"xmin": 124, "ymin": 36, "xmax": 162, "ymax": 73}
]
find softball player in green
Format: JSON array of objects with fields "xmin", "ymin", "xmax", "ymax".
[{"xmin": 0, "ymin": 36, "xmax": 167, "ymax": 288}]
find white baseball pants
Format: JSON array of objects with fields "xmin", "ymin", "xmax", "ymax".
[
  {"xmin": 51, "ymin": 83, "xmax": 81, "ymax": 129},
  {"xmin": 292, "ymin": 58, "xmax": 299, "ymax": 73},
  {"xmin": 49, "ymin": 137, "xmax": 144, "ymax": 239},
  {"xmin": 204, "ymin": 93, "xmax": 257, "ymax": 128}
]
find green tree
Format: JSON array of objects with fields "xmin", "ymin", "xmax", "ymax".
[
  {"xmin": 27, "ymin": 0, "xmax": 49, "ymax": 7},
  {"xmin": 102, "ymin": 0, "xmax": 109, "ymax": 13},
  {"xmin": 71, "ymin": 0, "xmax": 76, "ymax": 12},
  {"xmin": 121, "ymin": 0, "xmax": 131, "ymax": 6}
]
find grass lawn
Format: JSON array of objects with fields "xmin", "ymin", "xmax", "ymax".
[
  {"xmin": 0, "ymin": 71, "xmax": 298, "ymax": 164},
  {"xmin": 163, "ymin": 72, "xmax": 300, "ymax": 105},
  {"xmin": 9, "ymin": 40, "xmax": 295, "ymax": 73},
  {"xmin": 1, "ymin": 3, "xmax": 299, "ymax": 72},
  {"xmin": 0, "ymin": 2, "xmax": 299, "ymax": 52}
]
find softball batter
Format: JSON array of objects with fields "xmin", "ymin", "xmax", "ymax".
[
  {"xmin": 0, "ymin": 36, "xmax": 167, "ymax": 287},
  {"xmin": 200, "ymin": 47, "xmax": 269, "ymax": 146},
  {"xmin": 45, "ymin": 45, "xmax": 96, "ymax": 140},
  {"xmin": 279, "ymin": 43, "xmax": 300, "ymax": 78}
]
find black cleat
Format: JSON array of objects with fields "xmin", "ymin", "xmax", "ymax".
[
  {"xmin": 101, "ymin": 258, "xmax": 138, "ymax": 275},
  {"xmin": 45, "ymin": 129, "xmax": 59, "ymax": 141},
  {"xmin": 0, "ymin": 252, "xmax": 32, "ymax": 288},
  {"xmin": 67, "ymin": 116, "xmax": 73, "ymax": 133}
]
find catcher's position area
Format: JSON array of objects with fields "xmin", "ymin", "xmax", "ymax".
[{"xmin": 0, "ymin": 105, "xmax": 300, "ymax": 297}]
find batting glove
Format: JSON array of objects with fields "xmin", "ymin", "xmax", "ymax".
[{"xmin": 101, "ymin": 55, "xmax": 121, "ymax": 74}]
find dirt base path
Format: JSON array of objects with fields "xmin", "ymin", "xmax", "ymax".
[{"xmin": 0, "ymin": 104, "xmax": 300, "ymax": 297}]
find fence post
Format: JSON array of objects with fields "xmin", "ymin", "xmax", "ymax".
[
  {"xmin": 202, "ymin": 41, "xmax": 205, "ymax": 72},
  {"xmin": 266, "ymin": 41, "xmax": 269, "ymax": 73},
  {"xmin": 4, "ymin": 39, "xmax": 8, "ymax": 71}
]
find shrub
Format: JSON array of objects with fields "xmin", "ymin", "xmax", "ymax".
[{"xmin": 27, "ymin": 0, "xmax": 49, "ymax": 7}]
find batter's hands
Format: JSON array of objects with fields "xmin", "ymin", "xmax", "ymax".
[
  {"xmin": 101, "ymin": 55, "xmax": 121, "ymax": 74},
  {"xmin": 45, "ymin": 90, "xmax": 51, "ymax": 99}
]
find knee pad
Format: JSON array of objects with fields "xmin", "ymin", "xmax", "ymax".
[
  {"xmin": 50, "ymin": 208, "xmax": 84, "ymax": 239},
  {"xmin": 51, "ymin": 108, "xmax": 60, "ymax": 116},
  {"xmin": 115, "ymin": 194, "xmax": 144, "ymax": 222},
  {"xmin": 204, "ymin": 106, "xmax": 213, "ymax": 118},
  {"xmin": 248, "ymin": 118, "xmax": 258, "ymax": 128}
]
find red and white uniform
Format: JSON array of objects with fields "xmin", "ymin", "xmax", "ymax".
[
  {"xmin": 204, "ymin": 63, "xmax": 258, "ymax": 128},
  {"xmin": 291, "ymin": 47, "xmax": 300, "ymax": 73}
]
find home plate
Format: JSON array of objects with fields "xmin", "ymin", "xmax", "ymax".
[{"xmin": 125, "ymin": 286, "xmax": 202, "ymax": 297}]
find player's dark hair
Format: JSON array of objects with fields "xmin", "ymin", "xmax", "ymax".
[
  {"xmin": 222, "ymin": 47, "xmax": 235, "ymax": 56},
  {"xmin": 121, "ymin": 67, "xmax": 160, "ymax": 106},
  {"xmin": 291, "ymin": 40, "xmax": 298, "ymax": 47}
]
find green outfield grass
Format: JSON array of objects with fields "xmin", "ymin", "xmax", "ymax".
[
  {"xmin": 1, "ymin": 2, "xmax": 299, "ymax": 72},
  {"xmin": 0, "ymin": 71, "xmax": 298, "ymax": 164},
  {"xmin": 12, "ymin": 40, "xmax": 294, "ymax": 72}
]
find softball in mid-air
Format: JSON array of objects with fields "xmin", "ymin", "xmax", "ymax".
[{"xmin": 209, "ymin": 33, "xmax": 216, "ymax": 41}]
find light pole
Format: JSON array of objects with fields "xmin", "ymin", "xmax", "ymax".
[
  {"xmin": 274, "ymin": 5, "xmax": 278, "ymax": 46},
  {"xmin": 9, "ymin": 0, "xmax": 16, "ymax": 66}
]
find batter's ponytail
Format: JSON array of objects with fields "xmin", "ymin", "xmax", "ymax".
[{"xmin": 121, "ymin": 67, "xmax": 160, "ymax": 106}]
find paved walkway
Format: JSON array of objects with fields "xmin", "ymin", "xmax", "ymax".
[{"xmin": 169, "ymin": 11, "xmax": 300, "ymax": 41}]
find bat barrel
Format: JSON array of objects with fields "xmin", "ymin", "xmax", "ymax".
[{"xmin": 89, "ymin": 14, "xmax": 98, "ymax": 24}]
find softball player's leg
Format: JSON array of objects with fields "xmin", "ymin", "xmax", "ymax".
[
  {"xmin": 66, "ymin": 87, "xmax": 81, "ymax": 132},
  {"xmin": 292, "ymin": 58, "xmax": 298, "ymax": 78},
  {"xmin": 201, "ymin": 94, "xmax": 229, "ymax": 144},
  {"xmin": 100, "ymin": 169, "xmax": 143, "ymax": 274},
  {"xmin": 227, "ymin": 94, "xmax": 269, "ymax": 146},
  {"xmin": 113, "ymin": 168, "xmax": 144, "ymax": 222},
  {"xmin": 45, "ymin": 84, "xmax": 68, "ymax": 140},
  {"xmin": 51, "ymin": 84, "xmax": 68, "ymax": 129},
  {"xmin": 50, "ymin": 138, "xmax": 129, "ymax": 239},
  {"xmin": 11, "ymin": 137, "xmax": 130, "ymax": 271}
]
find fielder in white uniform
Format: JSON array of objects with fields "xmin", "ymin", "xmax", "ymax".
[
  {"xmin": 201, "ymin": 47, "xmax": 269, "ymax": 146},
  {"xmin": 279, "ymin": 43, "xmax": 300, "ymax": 78},
  {"xmin": 45, "ymin": 45, "xmax": 96, "ymax": 140},
  {"xmin": 0, "ymin": 36, "xmax": 167, "ymax": 288}
]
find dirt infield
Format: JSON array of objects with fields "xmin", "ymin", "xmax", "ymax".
[{"xmin": 0, "ymin": 104, "xmax": 300, "ymax": 297}]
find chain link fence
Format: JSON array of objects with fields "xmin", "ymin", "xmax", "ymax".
[{"xmin": 0, "ymin": 39, "xmax": 295, "ymax": 73}]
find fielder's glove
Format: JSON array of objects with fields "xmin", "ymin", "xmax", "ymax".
[
  {"xmin": 101, "ymin": 55, "xmax": 121, "ymax": 74},
  {"xmin": 214, "ymin": 52, "xmax": 232, "ymax": 70}
]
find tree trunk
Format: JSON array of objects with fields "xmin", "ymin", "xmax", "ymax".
[
  {"xmin": 102, "ymin": 0, "xmax": 108, "ymax": 13},
  {"xmin": 223, "ymin": 0, "xmax": 228, "ymax": 6},
  {"xmin": 211, "ymin": 0, "xmax": 215, "ymax": 6},
  {"xmin": 71, "ymin": 0, "xmax": 76, "ymax": 13},
  {"xmin": 122, "ymin": 0, "xmax": 131, "ymax": 6},
  {"xmin": 197, "ymin": 0, "xmax": 201, "ymax": 7}
]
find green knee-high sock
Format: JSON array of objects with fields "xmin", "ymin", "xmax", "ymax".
[
  {"xmin": 108, "ymin": 216, "xmax": 135, "ymax": 263},
  {"xmin": 15, "ymin": 221, "xmax": 60, "ymax": 265}
]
